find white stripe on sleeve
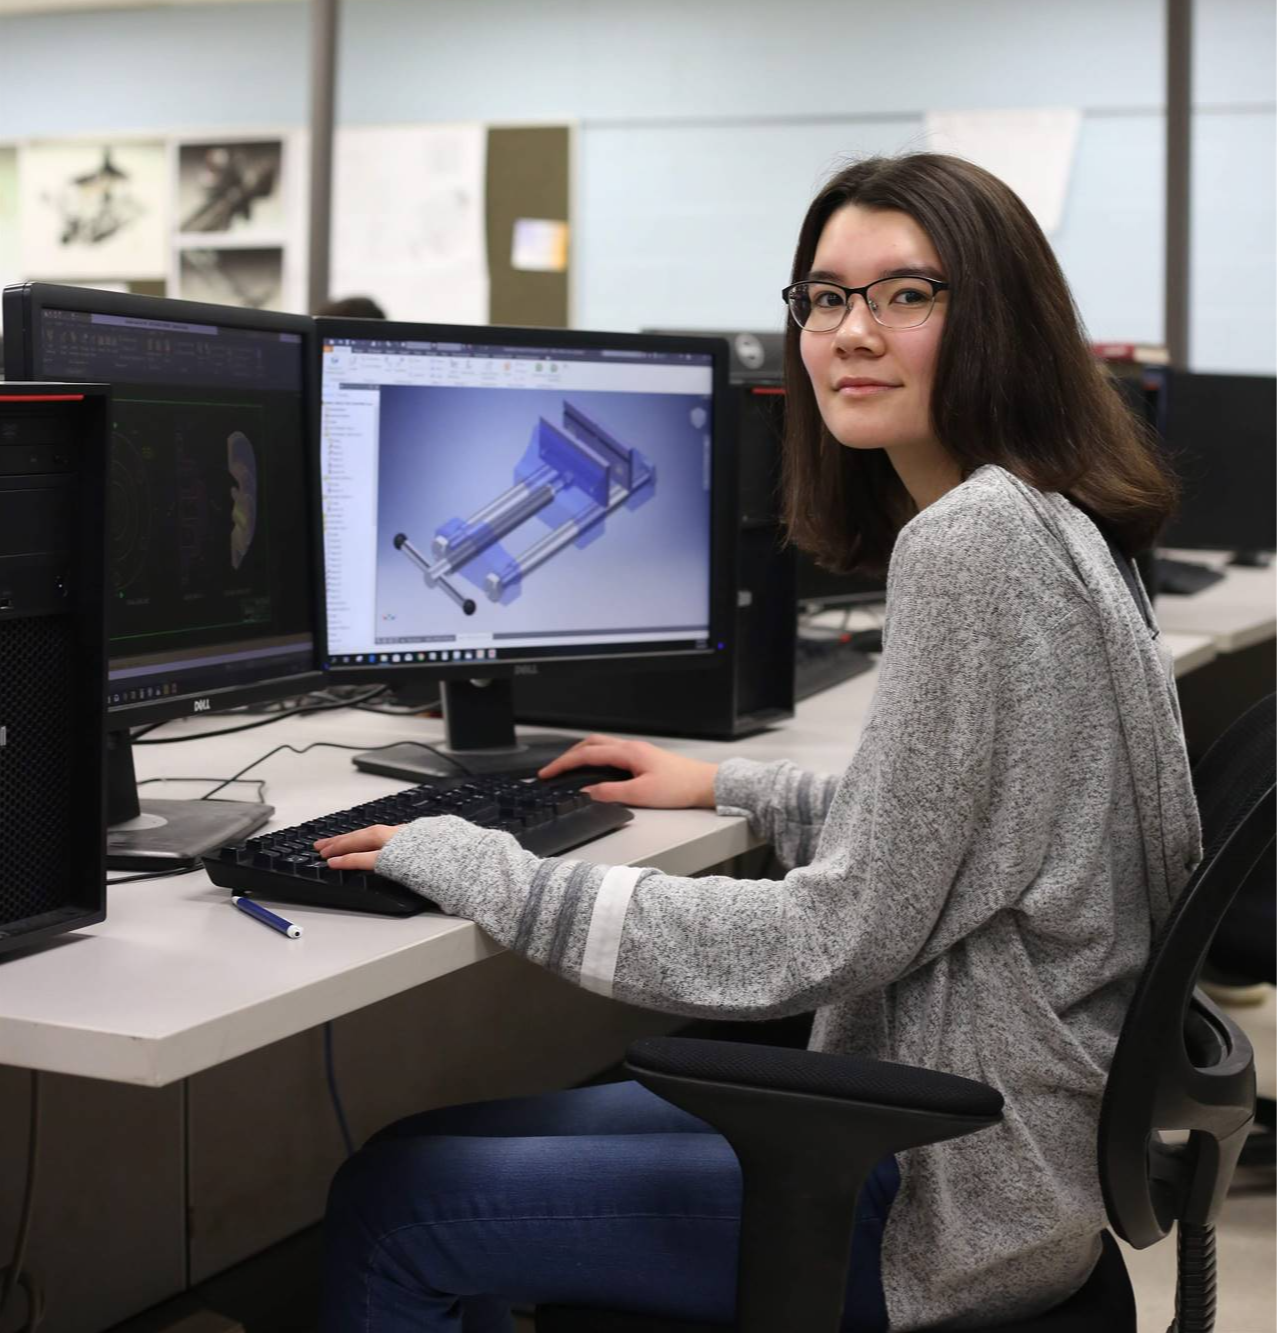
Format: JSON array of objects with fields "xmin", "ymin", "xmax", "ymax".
[{"xmin": 579, "ymin": 865, "xmax": 646, "ymax": 997}]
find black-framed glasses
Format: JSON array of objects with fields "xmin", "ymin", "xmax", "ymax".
[{"xmin": 781, "ymin": 275, "xmax": 950, "ymax": 332}]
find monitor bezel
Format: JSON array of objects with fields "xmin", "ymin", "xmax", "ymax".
[
  {"xmin": 3, "ymin": 281, "xmax": 326, "ymax": 730},
  {"xmin": 312, "ymin": 317, "xmax": 737, "ymax": 685}
]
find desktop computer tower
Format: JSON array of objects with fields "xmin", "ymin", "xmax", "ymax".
[
  {"xmin": 514, "ymin": 382, "xmax": 796, "ymax": 740},
  {"xmin": 0, "ymin": 385, "xmax": 109, "ymax": 954}
]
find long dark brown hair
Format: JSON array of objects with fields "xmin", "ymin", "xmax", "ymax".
[{"xmin": 782, "ymin": 154, "xmax": 1177, "ymax": 574}]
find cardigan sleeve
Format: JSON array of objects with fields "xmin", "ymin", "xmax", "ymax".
[{"xmin": 713, "ymin": 757, "xmax": 842, "ymax": 870}]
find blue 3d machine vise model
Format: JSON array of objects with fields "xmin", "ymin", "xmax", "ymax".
[{"xmin": 393, "ymin": 401, "xmax": 656, "ymax": 616}]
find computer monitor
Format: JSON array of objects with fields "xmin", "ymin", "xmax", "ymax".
[
  {"xmin": 1156, "ymin": 369, "xmax": 1276, "ymax": 562},
  {"xmin": 3, "ymin": 283, "xmax": 321, "ymax": 868},
  {"xmin": 315, "ymin": 318, "xmax": 734, "ymax": 777}
]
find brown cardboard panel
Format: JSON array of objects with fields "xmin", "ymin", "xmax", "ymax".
[{"xmin": 486, "ymin": 125, "xmax": 570, "ymax": 328}]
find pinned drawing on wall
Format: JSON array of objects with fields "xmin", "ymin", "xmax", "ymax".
[
  {"xmin": 0, "ymin": 146, "xmax": 18, "ymax": 290},
  {"xmin": 922, "ymin": 108, "xmax": 1082, "ymax": 235},
  {"xmin": 332, "ymin": 122, "xmax": 489, "ymax": 323},
  {"xmin": 19, "ymin": 139, "xmax": 168, "ymax": 279},
  {"xmin": 170, "ymin": 130, "xmax": 306, "ymax": 311},
  {"xmin": 511, "ymin": 219, "xmax": 569, "ymax": 273},
  {"xmin": 176, "ymin": 139, "xmax": 286, "ymax": 239},
  {"xmin": 177, "ymin": 246, "xmax": 284, "ymax": 309}
]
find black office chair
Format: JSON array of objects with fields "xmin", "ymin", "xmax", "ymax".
[
  {"xmin": 1205, "ymin": 825, "xmax": 1275, "ymax": 1170},
  {"xmin": 537, "ymin": 693, "xmax": 1274, "ymax": 1333}
]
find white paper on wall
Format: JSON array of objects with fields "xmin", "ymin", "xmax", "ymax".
[
  {"xmin": 19, "ymin": 139, "xmax": 169, "ymax": 279},
  {"xmin": 0, "ymin": 146, "xmax": 18, "ymax": 290},
  {"xmin": 168, "ymin": 128, "xmax": 308, "ymax": 312},
  {"xmin": 332, "ymin": 123, "xmax": 488, "ymax": 323},
  {"xmin": 922, "ymin": 108, "xmax": 1082, "ymax": 235}
]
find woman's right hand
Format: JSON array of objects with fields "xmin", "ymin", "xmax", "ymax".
[{"xmin": 538, "ymin": 735, "xmax": 719, "ymax": 810}]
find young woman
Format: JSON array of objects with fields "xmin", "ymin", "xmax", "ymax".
[{"xmin": 316, "ymin": 154, "xmax": 1200, "ymax": 1331}]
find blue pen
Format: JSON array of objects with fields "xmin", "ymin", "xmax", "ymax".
[{"xmin": 232, "ymin": 895, "xmax": 303, "ymax": 939}]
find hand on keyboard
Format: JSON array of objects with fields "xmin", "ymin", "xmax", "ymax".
[
  {"xmin": 202, "ymin": 774, "xmax": 635, "ymax": 916},
  {"xmin": 316, "ymin": 824, "xmax": 405, "ymax": 872}
]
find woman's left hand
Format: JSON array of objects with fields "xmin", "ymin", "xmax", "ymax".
[{"xmin": 314, "ymin": 824, "xmax": 405, "ymax": 871}]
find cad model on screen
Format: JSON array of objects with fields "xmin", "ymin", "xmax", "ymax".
[{"xmin": 392, "ymin": 399, "xmax": 657, "ymax": 617}]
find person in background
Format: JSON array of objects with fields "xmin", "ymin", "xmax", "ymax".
[
  {"xmin": 314, "ymin": 153, "xmax": 1199, "ymax": 1332},
  {"xmin": 315, "ymin": 294, "xmax": 386, "ymax": 319}
]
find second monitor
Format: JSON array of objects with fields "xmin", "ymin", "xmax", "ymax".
[
  {"xmin": 316, "ymin": 319, "xmax": 735, "ymax": 776},
  {"xmin": 3, "ymin": 282, "xmax": 320, "ymax": 869}
]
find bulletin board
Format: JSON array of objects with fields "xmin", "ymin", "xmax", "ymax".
[{"xmin": 485, "ymin": 124, "xmax": 571, "ymax": 329}]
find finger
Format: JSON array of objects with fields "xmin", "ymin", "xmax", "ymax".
[
  {"xmin": 539, "ymin": 740, "xmax": 632, "ymax": 778},
  {"xmin": 537, "ymin": 738, "xmax": 603, "ymax": 777},
  {"xmin": 581, "ymin": 779, "xmax": 643, "ymax": 806},
  {"xmin": 325, "ymin": 850, "xmax": 381, "ymax": 871},
  {"xmin": 315, "ymin": 824, "xmax": 397, "ymax": 856}
]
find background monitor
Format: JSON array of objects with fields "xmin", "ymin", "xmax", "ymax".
[
  {"xmin": 315, "ymin": 317, "xmax": 734, "ymax": 776},
  {"xmin": 3, "ymin": 282, "xmax": 321, "ymax": 868},
  {"xmin": 1156, "ymin": 369, "xmax": 1276, "ymax": 560}
]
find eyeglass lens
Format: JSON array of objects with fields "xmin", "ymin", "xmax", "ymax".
[{"xmin": 788, "ymin": 277, "xmax": 938, "ymax": 331}]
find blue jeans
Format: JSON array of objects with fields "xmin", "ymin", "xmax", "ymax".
[{"xmin": 320, "ymin": 1079, "xmax": 899, "ymax": 1332}]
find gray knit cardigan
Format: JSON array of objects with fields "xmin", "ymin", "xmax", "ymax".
[{"xmin": 378, "ymin": 465, "xmax": 1201, "ymax": 1329}]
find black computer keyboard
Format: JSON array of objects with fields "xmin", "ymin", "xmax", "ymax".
[
  {"xmin": 794, "ymin": 632, "xmax": 876, "ymax": 701},
  {"xmin": 1154, "ymin": 556, "xmax": 1226, "ymax": 596},
  {"xmin": 202, "ymin": 773, "xmax": 634, "ymax": 916}
]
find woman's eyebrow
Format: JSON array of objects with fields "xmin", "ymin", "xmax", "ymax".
[{"xmin": 801, "ymin": 264, "xmax": 946, "ymax": 283}]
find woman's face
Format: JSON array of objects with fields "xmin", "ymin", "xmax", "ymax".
[{"xmin": 800, "ymin": 204, "xmax": 947, "ymax": 458}]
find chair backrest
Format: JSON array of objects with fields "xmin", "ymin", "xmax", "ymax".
[{"xmin": 1099, "ymin": 694, "xmax": 1274, "ymax": 1249}]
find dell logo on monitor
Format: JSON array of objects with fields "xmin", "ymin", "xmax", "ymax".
[{"xmin": 193, "ymin": 698, "xmax": 212, "ymax": 713}]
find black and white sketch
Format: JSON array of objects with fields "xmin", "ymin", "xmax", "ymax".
[
  {"xmin": 178, "ymin": 246, "xmax": 283, "ymax": 309},
  {"xmin": 177, "ymin": 140, "xmax": 285, "ymax": 238},
  {"xmin": 20, "ymin": 140, "xmax": 167, "ymax": 279}
]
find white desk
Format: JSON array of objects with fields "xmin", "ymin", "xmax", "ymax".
[
  {"xmin": 1155, "ymin": 550, "xmax": 1277, "ymax": 653},
  {"xmin": 1163, "ymin": 631, "xmax": 1218, "ymax": 676}
]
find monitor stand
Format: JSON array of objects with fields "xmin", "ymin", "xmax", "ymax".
[
  {"xmin": 106, "ymin": 731, "xmax": 274, "ymax": 872},
  {"xmin": 351, "ymin": 678, "xmax": 580, "ymax": 783}
]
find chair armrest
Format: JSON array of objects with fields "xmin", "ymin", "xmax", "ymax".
[
  {"xmin": 627, "ymin": 1035, "xmax": 1004, "ymax": 1119},
  {"xmin": 622, "ymin": 1037, "xmax": 1003, "ymax": 1333}
]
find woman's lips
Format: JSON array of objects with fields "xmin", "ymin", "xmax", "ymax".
[{"xmin": 835, "ymin": 379, "xmax": 898, "ymax": 397}]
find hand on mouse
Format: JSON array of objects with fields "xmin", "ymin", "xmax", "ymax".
[{"xmin": 538, "ymin": 736, "xmax": 719, "ymax": 810}]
